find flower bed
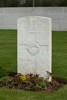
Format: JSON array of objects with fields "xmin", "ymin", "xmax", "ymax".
[{"xmin": 0, "ymin": 73, "xmax": 67, "ymax": 93}]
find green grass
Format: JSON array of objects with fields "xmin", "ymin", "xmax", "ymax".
[
  {"xmin": 0, "ymin": 30, "xmax": 17, "ymax": 77},
  {"xmin": 0, "ymin": 85, "xmax": 67, "ymax": 100},
  {"xmin": 52, "ymin": 31, "xmax": 67, "ymax": 79},
  {"xmin": 0, "ymin": 30, "xmax": 67, "ymax": 100}
]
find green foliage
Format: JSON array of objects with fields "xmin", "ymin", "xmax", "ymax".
[
  {"xmin": 0, "ymin": 0, "xmax": 67, "ymax": 7},
  {"xmin": 35, "ymin": 84, "xmax": 41, "ymax": 90},
  {"xmin": 39, "ymin": 80, "xmax": 46, "ymax": 89},
  {"xmin": 0, "ymin": 0, "xmax": 19, "ymax": 7},
  {"xmin": 0, "ymin": 74, "xmax": 46, "ymax": 91},
  {"xmin": 0, "ymin": 76, "xmax": 11, "ymax": 85},
  {"xmin": 34, "ymin": 79, "xmax": 46, "ymax": 90}
]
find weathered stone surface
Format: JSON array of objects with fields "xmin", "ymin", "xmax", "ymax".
[{"xmin": 17, "ymin": 16, "xmax": 52, "ymax": 78}]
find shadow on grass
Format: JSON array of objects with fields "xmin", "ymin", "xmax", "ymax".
[
  {"xmin": 0, "ymin": 67, "xmax": 7, "ymax": 78},
  {"xmin": 0, "ymin": 66, "xmax": 17, "ymax": 78}
]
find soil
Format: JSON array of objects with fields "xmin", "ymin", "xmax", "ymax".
[{"xmin": 0, "ymin": 73, "xmax": 67, "ymax": 94}]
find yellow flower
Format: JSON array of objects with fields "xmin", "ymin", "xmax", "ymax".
[{"xmin": 20, "ymin": 75, "xmax": 27, "ymax": 82}]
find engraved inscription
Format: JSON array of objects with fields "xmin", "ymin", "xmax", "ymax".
[{"xmin": 26, "ymin": 43, "xmax": 40, "ymax": 56}]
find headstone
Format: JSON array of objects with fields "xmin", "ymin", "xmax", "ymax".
[{"xmin": 17, "ymin": 16, "xmax": 52, "ymax": 78}]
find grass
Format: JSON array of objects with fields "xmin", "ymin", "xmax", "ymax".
[
  {"xmin": 52, "ymin": 31, "xmax": 67, "ymax": 79},
  {"xmin": 0, "ymin": 30, "xmax": 67, "ymax": 100},
  {"xmin": 0, "ymin": 85, "xmax": 67, "ymax": 100},
  {"xmin": 0, "ymin": 30, "xmax": 17, "ymax": 77}
]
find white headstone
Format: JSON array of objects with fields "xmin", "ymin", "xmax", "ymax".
[{"xmin": 17, "ymin": 16, "xmax": 52, "ymax": 78}]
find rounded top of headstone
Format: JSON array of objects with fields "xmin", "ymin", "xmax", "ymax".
[
  {"xmin": 17, "ymin": 16, "xmax": 52, "ymax": 45},
  {"xmin": 17, "ymin": 16, "xmax": 51, "ymax": 29},
  {"xmin": 17, "ymin": 16, "xmax": 51, "ymax": 24}
]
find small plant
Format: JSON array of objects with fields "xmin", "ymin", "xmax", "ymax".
[
  {"xmin": 19, "ymin": 75, "xmax": 27, "ymax": 82},
  {"xmin": 39, "ymin": 79, "xmax": 46, "ymax": 89},
  {"xmin": 0, "ymin": 76, "xmax": 12, "ymax": 85},
  {"xmin": 35, "ymin": 84, "xmax": 41, "ymax": 90},
  {"xmin": 0, "ymin": 72, "xmax": 66, "ymax": 93}
]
